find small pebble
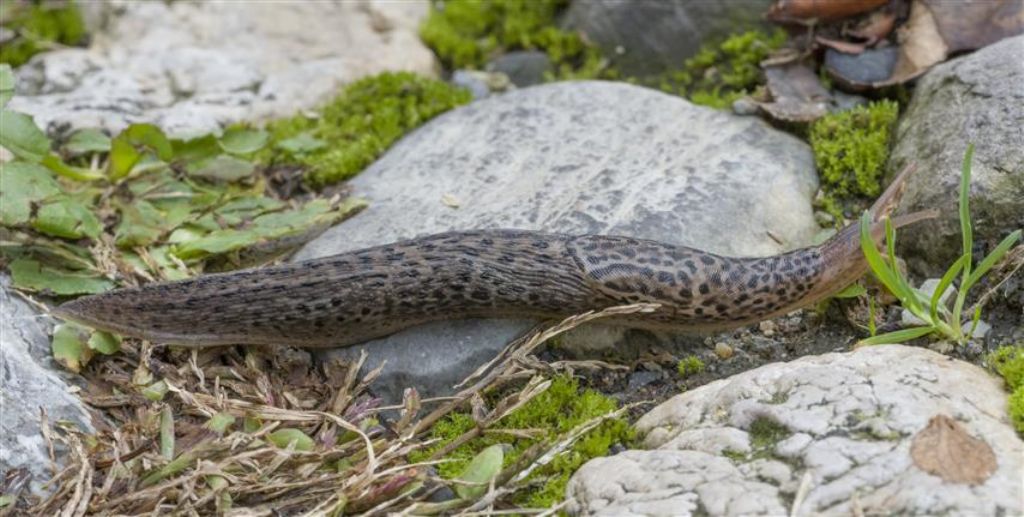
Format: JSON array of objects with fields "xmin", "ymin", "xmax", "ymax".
[
  {"xmin": 759, "ymin": 320, "xmax": 777, "ymax": 337},
  {"xmin": 715, "ymin": 342, "xmax": 734, "ymax": 360}
]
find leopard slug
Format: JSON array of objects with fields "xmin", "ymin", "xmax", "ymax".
[{"xmin": 54, "ymin": 165, "xmax": 933, "ymax": 348}]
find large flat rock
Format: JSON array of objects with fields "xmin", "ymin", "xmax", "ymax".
[
  {"xmin": 567, "ymin": 345, "xmax": 1023, "ymax": 516},
  {"xmin": 8, "ymin": 0, "xmax": 437, "ymax": 139},
  {"xmin": 296, "ymin": 81, "xmax": 820, "ymax": 401}
]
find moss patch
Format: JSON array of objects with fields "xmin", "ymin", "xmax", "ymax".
[
  {"xmin": 262, "ymin": 72, "xmax": 471, "ymax": 187},
  {"xmin": 809, "ymin": 100, "xmax": 899, "ymax": 199},
  {"xmin": 677, "ymin": 356, "xmax": 705, "ymax": 378},
  {"xmin": 409, "ymin": 375, "xmax": 634, "ymax": 508},
  {"xmin": 0, "ymin": 1, "xmax": 87, "ymax": 67},
  {"xmin": 651, "ymin": 29, "xmax": 787, "ymax": 110},
  {"xmin": 419, "ymin": 0, "xmax": 608, "ymax": 79},
  {"xmin": 989, "ymin": 345, "xmax": 1024, "ymax": 434}
]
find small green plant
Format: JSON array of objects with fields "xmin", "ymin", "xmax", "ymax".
[
  {"xmin": 857, "ymin": 145, "xmax": 1022, "ymax": 346},
  {"xmin": 988, "ymin": 345, "xmax": 1024, "ymax": 434},
  {"xmin": 677, "ymin": 356, "xmax": 705, "ymax": 378},
  {"xmin": 0, "ymin": 0, "xmax": 87, "ymax": 67},
  {"xmin": 408, "ymin": 375, "xmax": 634, "ymax": 509},
  {"xmin": 262, "ymin": 72, "xmax": 471, "ymax": 187},
  {"xmin": 653, "ymin": 29, "xmax": 787, "ymax": 109},
  {"xmin": 811, "ymin": 100, "xmax": 900, "ymax": 199},
  {"xmin": 419, "ymin": 0, "xmax": 607, "ymax": 78}
]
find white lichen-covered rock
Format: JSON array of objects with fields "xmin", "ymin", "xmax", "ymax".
[
  {"xmin": 298, "ymin": 81, "xmax": 819, "ymax": 401},
  {"xmin": 8, "ymin": 0, "xmax": 437, "ymax": 139},
  {"xmin": 0, "ymin": 277, "xmax": 95, "ymax": 494},
  {"xmin": 567, "ymin": 345, "xmax": 1023, "ymax": 516},
  {"xmin": 888, "ymin": 34, "xmax": 1024, "ymax": 276}
]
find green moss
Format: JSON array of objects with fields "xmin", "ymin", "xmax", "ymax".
[
  {"xmin": 651, "ymin": 29, "xmax": 787, "ymax": 109},
  {"xmin": 1, "ymin": 1, "xmax": 87, "ymax": 67},
  {"xmin": 263, "ymin": 72, "xmax": 471, "ymax": 187},
  {"xmin": 419, "ymin": 0, "xmax": 608, "ymax": 79},
  {"xmin": 677, "ymin": 356, "xmax": 705, "ymax": 378},
  {"xmin": 1009, "ymin": 386, "xmax": 1024, "ymax": 434},
  {"xmin": 989, "ymin": 345, "xmax": 1024, "ymax": 390},
  {"xmin": 749, "ymin": 417, "xmax": 790, "ymax": 450},
  {"xmin": 409, "ymin": 375, "xmax": 634, "ymax": 508},
  {"xmin": 809, "ymin": 100, "xmax": 899, "ymax": 198},
  {"xmin": 989, "ymin": 346, "xmax": 1024, "ymax": 435}
]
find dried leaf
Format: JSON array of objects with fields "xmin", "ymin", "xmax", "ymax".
[
  {"xmin": 767, "ymin": 0, "xmax": 889, "ymax": 22},
  {"xmin": 910, "ymin": 414, "xmax": 997, "ymax": 485},
  {"xmin": 756, "ymin": 62, "xmax": 831, "ymax": 123},
  {"xmin": 885, "ymin": 0, "xmax": 949, "ymax": 85}
]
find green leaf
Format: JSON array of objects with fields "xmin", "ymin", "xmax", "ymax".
[
  {"xmin": 267, "ymin": 429, "xmax": 314, "ymax": 451},
  {"xmin": 160, "ymin": 406, "xmax": 175, "ymax": 459},
  {"xmin": 87, "ymin": 331, "xmax": 121, "ymax": 355},
  {"xmin": 833, "ymin": 283, "xmax": 866, "ymax": 299},
  {"xmin": 0, "ymin": 109, "xmax": 51, "ymax": 162},
  {"xmin": 857, "ymin": 325, "xmax": 936, "ymax": 346},
  {"xmin": 859, "ymin": 212, "xmax": 903, "ymax": 299},
  {"xmin": 114, "ymin": 200, "xmax": 177, "ymax": 248},
  {"xmin": 930, "ymin": 255, "xmax": 966, "ymax": 324},
  {"xmin": 218, "ymin": 127, "xmax": 268, "ymax": 155},
  {"xmin": 51, "ymin": 323, "xmax": 91, "ymax": 373},
  {"xmin": 276, "ymin": 132, "xmax": 326, "ymax": 155},
  {"xmin": 41, "ymin": 153, "xmax": 105, "ymax": 181},
  {"xmin": 122, "ymin": 123, "xmax": 173, "ymax": 161},
  {"xmin": 65, "ymin": 129, "xmax": 112, "ymax": 154},
  {"xmin": 172, "ymin": 198, "xmax": 364, "ymax": 261},
  {"xmin": 964, "ymin": 230, "xmax": 1022, "ymax": 293},
  {"xmin": 171, "ymin": 134, "xmax": 221, "ymax": 164},
  {"xmin": 109, "ymin": 136, "xmax": 141, "ymax": 180},
  {"xmin": 9, "ymin": 258, "xmax": 114, "ymax": 295},
  {"xmin": 959, "ymin": 143, "xmax": 974, "ymax": 278},
  {"xmin": 32, "ymin": 196, "xmax": 102, "ymax": 239},
  {"xmin": 142, "ymin": 380, "xmax": 169, "ymax": 401},
  {"xmin": 187, "ymin": 154, "xmax": 255, "ymax": 182},
  {"xmin": 206, "ymin": 413, "xmax": 236, "ymax": 434},
  {"xmin": 0, "ymin": 64, "xmax": 14, "ymax": 107},
  {"xmin": 0, "ymin": 494, "xmax": 14, "ymax": 508},
  {"xmin": 0, "ymin": 161, "xmax": 61, "ymax": 226},
  {"xmin": 454, "ymin": 444, "xmax": 504, "ymax": 500}
]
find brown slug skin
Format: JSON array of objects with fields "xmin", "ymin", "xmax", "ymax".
[{"xmin": 54, "ymin": 165, "xmax": 931, "ymax": 348}]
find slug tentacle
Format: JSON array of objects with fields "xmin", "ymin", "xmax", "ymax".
[{"xmin": 53, "ymin": 165, "xmax": 931, "ymax": 348}]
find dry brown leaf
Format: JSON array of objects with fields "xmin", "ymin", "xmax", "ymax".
[
  {"xmin": 910, "ymin": 414, "xmax": 997, "ymax": 485},
  {"xmin": 756, "ymin": 62, "xmax": 831, "ymax": 123},
  {"xmin": 847, "ymin": 10, "xmax": 898, "ymax": 45},
  {"xmin": 767, "ymin": 0, "xmax": 890, "ymax": 22},
  {"xmin": 817, "ymin": 35, "xmax": 868, "ymax": 54},
  {"xmin": 884, "ymin": 0, "xmax": 949, "ymax": 85}
]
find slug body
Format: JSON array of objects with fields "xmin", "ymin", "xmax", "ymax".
[{"xmin": 55, "ymin": 166, "xmax": 929, "ymax": 348}]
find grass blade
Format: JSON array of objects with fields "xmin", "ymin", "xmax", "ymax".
[
  {"xmin": 959, "ymin": 143, "xmax": 974, "ymax": 277},
  {"xmin": 859, "ymin": 212, "xmax": 903, "ymax": 296},
  {"xmin": 857, "ymin": 325, "xmax": 936, "ymax": 346},
  {"xmin": 964, "ymin": 230, "xmax": 1022, "ymax": 291},
  {"xmin": 930, "ymin": 255, "xmax": 966, "ymax": 323}
]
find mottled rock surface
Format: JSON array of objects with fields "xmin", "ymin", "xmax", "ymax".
[
  {"xmin": 888, "ymin": 34, "xmax": 1024, "ymax": 276},
  {"xmin": 562, "ymin": 0, "xmax": 773, "ymax": 76},
  {"xmin": 297, "ymin": 81, "xmax": 820, "ymax": 401},
  {"xmin": 8, "ymin": 0, "xmax": 437, "ymax": 139},
  {"xmin": 0, "ymin": 277, "xmax": 95, "ymax": 494},
  {"xmin": 567, "ymin": 345, "xmax": 1023, "ymax": 516}
]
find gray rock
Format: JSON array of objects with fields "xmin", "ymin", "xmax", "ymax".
[
  {"xmin": 8, "ymin": 0, "xmax": 438, "ymax": 139},
  {"xmin": 295, "ymin": 81, "xmax": 820, "ymax": 402},
  {"xmin": 0, "ymin": 277, "xmax": 95, "ymax": 495},
  {"xmin": 567, "ymin": 345, "xmax": 1023, "ymax": 516},
  {"xmin": 487, "ymin": 51, "xmax": 551, "ymax": 87},
  {"xmin": 888, "ymin": 34, "xmax": 1024, "ymax": 276},
  {"xmin": 562, "ymin": 0, "xmax": 773, "ymax": 77}
]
